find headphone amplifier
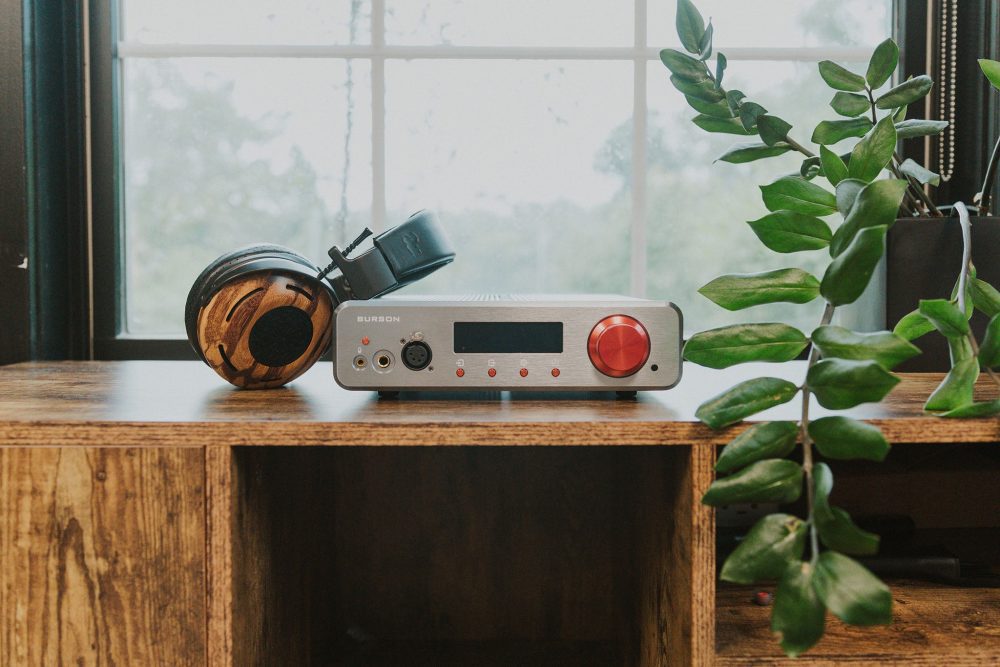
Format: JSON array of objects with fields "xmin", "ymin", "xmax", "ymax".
[{"xmin": 333, "ymin": 295, "xmax": 682, "ymax": 392}]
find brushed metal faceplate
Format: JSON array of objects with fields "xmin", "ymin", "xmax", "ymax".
[{"xmin": 333, "ymin": 295, "xmax": 682, "ymax": 391}]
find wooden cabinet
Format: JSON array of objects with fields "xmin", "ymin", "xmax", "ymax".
[{"xmin": 0, "ymin": 361, "xmax": 997, "ymax": 665}]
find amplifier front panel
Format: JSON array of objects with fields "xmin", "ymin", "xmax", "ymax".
[{"xmin": 333, "ymin": 297, "xmax": 682, "ymax": 391}]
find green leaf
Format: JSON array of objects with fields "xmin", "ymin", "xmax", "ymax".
[
  {"xmin": 848, "ymin": 116, "xmax": 897, "ymax": 182},
  {"xmin": 893, "ymin": 105, "xmax": 908, "ymax": 122},
  {"xmin": 809, "ymin": 416, "xmax": 890, "ymax": 462},
  {"xmin": 725, "ymin": 89, "xmax": 745, "ymax": 114},
  {"xmin": 899, "ymin": 158, "xmax": 940, "ymax": 186},
  {"xmin": 800, "ymin": 156, "xmax": 822, "ymax": 180},
  {"xmin": 772, "ymin": 562, "xmax": 826, "ymax": 658},
  {"xmin": 695, "ymin": 377, "xmax": 800, "ymax": 429},
  {"xmin": 978, "ymin": 314, "xmax": 1000, "ymax": 368},
  {"xmin": 738, "ymin": 101, "xmax": 769, "ymax": 132},
  {"xmin": 866, "ymin": 38, "xmax": 899, "ymax": 88},
  {"xmin": 948, "ymin": 336, "xmax": 974, "ymax": 364},
  {"xmin": 660, "ymin": 48, "xmax": 709, "ymax": 81},
  {"xmin": 715, "ymin": 421, "xmax": 799, "ymax": 474},
  {"xmin": 980, "ymin": 59, "xmax": 1000, "ymax": 90},
  {"xmin": 671, "ymin": 74, "xmax": 725, "ymax": 102},
  {"xmin": 747, "ymin": 211, "xmax": 832, "ymax": 253},
  {"xmin": 942, "ymin": 400, "xmax": 1000, "ymax": 418},
  {"xmin": 970, "ymin": 278, "xmax": 1000, "ymax": 317},
  {"xmin": 828, "ymin": 179, "xmax": 908, "ymax": 257},
  {"xmin": 818, "ymin": 61, "xmax": 866, "ymax": 92},
  {"xmin": 717, "ymin": 142, "xmax": 792, "ymax": 164},
  {"xmin": 807, "ymin": 358, "xmax": 901, "ymax": 409},
  {"xmin": 834, "ymin": 178, "xmax": 866, "ymax": 217},
  {"xmin": 811, "ymin": 326, "xmax": 919, "ymax": 369},
  {"xmin": 699, "ymin": 268, "xmax": 820, "ymax": 311},
  {"xmin": 761, "ymin": 176, "xmax": 838, "ymax": 217},
  {"xmin": 758, "ymin": 114, "xmax": 793, "ymax": 146},
  {"xmin": 684, "ymin": 323, "xmax": 809, "ymax": 370},
  {"xmin": 893, "ymin": 309, "xmax": 935, "ymax": 341},
  {"xmin": 875, "ymin": 75, "xmax": 933, "ymax": 109},
  {"xmin": 693, "ymin": 114, "xmax": 755, "ymax": 135},
  {"xmin": 675, "ymin": 0, "xmax": 707, "ymax": 54},
  {"xmin": 686, "ymin": 95, "xmax": 734, "ymax": 118},
  {"xmin": 813, "ymin": 462, "xmax": 880, "ymax": 555},
  {"xmin": 821, "ymin": 226, "xmax": 887, "ymax": 306},
  {"xmin": 810, "ymin": 118, "xmax": 873, "ymax": 145},
  {"xmin": 918, "ymin": 299, "xmax": 970, "ymax": 338},
  {"xmin": 830, "ymin": 91, "xmax": 871, "ymax": 117},
  {"xmin": 814, "ymin": 552, "xmax": 892, "ymax": 626},
  {"xmin": 701, "ymin": 459, "xmax": 803, "ymax": 505},
  {"xmin": 720, "ymin": 514, "xmax": 808, "ymax": 584},
  {"xmin": 924, "ymin": 357, "xmax": 979, "ymax": 412},
  {"xmin": 715, "ymin": 52, "xmax": 727, "ymax": 86},
  {"xmin": 895, "ymin": 119, "xmax": 948, "ymax": 139},
  {"xmin": 698, "ymin": 21, "xmax": 714, "ymax": 60}
]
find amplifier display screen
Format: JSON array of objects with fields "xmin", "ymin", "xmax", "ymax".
[{"xmin": 454, "ymin": 322, "xmax": 563, "ymax": 353}]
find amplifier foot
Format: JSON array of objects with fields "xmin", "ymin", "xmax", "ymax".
[
  {"xmin": 615, "ymin": 391, "xmax": 637, "ymax": 400},
  {"xmin": 377, "ymin": 390, "xmax": 400, "ymax": 399}
]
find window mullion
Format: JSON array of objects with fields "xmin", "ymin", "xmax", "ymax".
[
  {"xmin": 630, "ymin": 0, "xmax": 647, "ymax": 298},
  {"xmin": 371, "ymin": 0, "xmax": 386, "ymax": 233}
]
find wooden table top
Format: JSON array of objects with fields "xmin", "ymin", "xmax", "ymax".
[{"xmin": 0, "ymin": 361, "xmax": 996, "ymax": 447}]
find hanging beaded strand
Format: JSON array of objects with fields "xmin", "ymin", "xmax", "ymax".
[{"xmin": 937, "ymin": 0, "xmax": 958, "ymax": 182}]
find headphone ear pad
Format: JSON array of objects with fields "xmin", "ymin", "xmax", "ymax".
[{"xmin": 187, "ymin": 246, "xmax": 334, "ymax": 389}]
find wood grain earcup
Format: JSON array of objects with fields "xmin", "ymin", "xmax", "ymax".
[{"xmin": 185, "ymin": 246, "xmax": 334, "ymax": 389}]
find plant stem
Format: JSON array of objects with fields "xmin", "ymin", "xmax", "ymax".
[
  {"xmin": 978, "ymin": 135, "xmax": 1000, "ymax": 215},
  {"xmin": 784, "ymin": 135, "xmax": 816, "ymax": 159},
  {"xmin": 892, "ymin": 151, "xmax": 944, "ymax": 217},
  {"xmin": 956, "ymin": 202, "xmax": 1000, "ymax": 390},
  {"xmin": 801, "ymin": 301, "xmax": 836, "ymax": 564}
]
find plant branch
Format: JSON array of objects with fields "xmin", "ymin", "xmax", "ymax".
[
  {"xmin": 801, "ymin": 300, "xmax": 836, "ymax": 564},
  {"xmin": 892, "ymin": 151, "xmax": 943, "ymax": 217},
  {"xmin": 978, "ymin": 135, "xmax": 1000, "ymax": 215},
  {"xmin": 956, "ymin": 202, "xmax": 1000, "ymax": 390},
  {"xmin": 782, "ymin": 135, "xmax": 815, "ymax": 159}
]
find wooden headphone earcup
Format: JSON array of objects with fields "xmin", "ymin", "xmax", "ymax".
[{"xmin": 195, "ymin": 271, "xmax": 333, "ymax": 389}]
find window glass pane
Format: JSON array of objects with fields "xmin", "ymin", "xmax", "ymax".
[
  {"xmin": 649, "ymin": 0, "xmax": 891, "ymax": 49},
  {"xmin": 645, "ymin": 60, "xmax": 877, "ymax": 334},
  {"xmin": 123, "ymin": 0, "xmax": 371, "ymax": 45},
  {"xmin": 387, "ymin": 60, "xmax": 633, "ymax": 295},
  {"xmin": 386, "ymin": 0, "xmax": 632, "ymax": 46},
  {"xmin": 122, "ymin": 58, "xmax": 371, "ymax": 335}
]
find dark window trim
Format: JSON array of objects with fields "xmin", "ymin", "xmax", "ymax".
[{"xmin": 0, "ymin": 0, "xmax": 30, "ymax": 365}]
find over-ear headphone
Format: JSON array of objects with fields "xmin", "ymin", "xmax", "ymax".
[{"xmin": 185, "ymin": 210, "xmax": 454, "ymax": 389}]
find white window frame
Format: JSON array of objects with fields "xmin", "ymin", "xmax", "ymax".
[{"xmin": 116, "ymin": 0, "xmax": 873, "ymax": 299}]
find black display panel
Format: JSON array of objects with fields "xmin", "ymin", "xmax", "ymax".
[{"xmin": 454, "ymin": 322, "xmax": 563, "ymax": 353}]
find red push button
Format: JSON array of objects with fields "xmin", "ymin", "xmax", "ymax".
[
  {"xmin": 456, "ymin": 368, "xmax": 465, "ymax": 377},
  {"xmin": 519, "ymin": 368, "xmax": 528, "ymax": 377},
  {"xmin": 488, "ymin": 368, "xmax": 497, "ymax": 378},
  {"xmin": 587, "ymin": 315, "xmax": 650, "ymax": 378},
  {"xmin": 551, "ymin": 368, "xmax": 560, "ymax": 377}
]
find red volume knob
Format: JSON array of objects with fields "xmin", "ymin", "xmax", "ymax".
[{"xmin": 588, "ymin": 315, "xmax": 650, "ymax": 378}]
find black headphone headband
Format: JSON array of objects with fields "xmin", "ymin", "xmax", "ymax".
[{"xmin": 322, "ymin": 210, "xmax": 455, "ymax": 304}]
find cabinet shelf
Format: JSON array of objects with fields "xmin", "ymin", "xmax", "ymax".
[{"xmin": 717, "ymin": 579, "xmax": 1000, "ymax": 665}]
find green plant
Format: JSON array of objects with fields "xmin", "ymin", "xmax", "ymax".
[{"xmin": 660, "ymin": 1, "xmax": 1000, "ymax": 657}]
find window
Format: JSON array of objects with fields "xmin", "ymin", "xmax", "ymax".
[{"xmin": 105, "ymin": 0, "xmax": 892, "ymax": 348}]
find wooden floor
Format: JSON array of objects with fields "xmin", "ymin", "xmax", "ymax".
[{"xmin": 717, "ymin": 579, "xmax": 1000, "ymax": 665}]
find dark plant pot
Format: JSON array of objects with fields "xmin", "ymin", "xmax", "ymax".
[{"xmin": 886, "ymin": 215, "xmax": 1000, "ymax": 371}]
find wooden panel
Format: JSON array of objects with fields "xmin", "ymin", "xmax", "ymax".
[
  {"xmin": 716, "ymin": 580, "xmax": 1000, "ymax": 666},
  {"xmin": 206, "ymin": 446, "xmax": 234, "ymax": 667},
  {"xmin": 0, "ymin": 448, "xmax": 206, "ymax": 666},
  {"xmin": 636, "ymin": 445, "xmax": 715, "ymax": 667},
  {"xmin": 0, "ymin": 362, "xmax": 998, "ymax": 447}
]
